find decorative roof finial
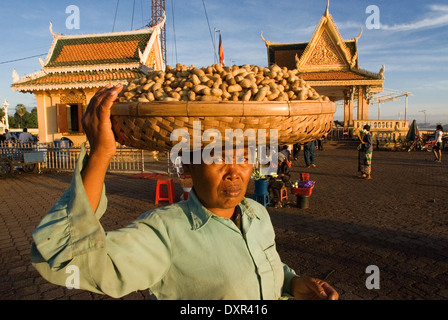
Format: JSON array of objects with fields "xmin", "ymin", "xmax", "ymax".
[
  {"xmin": 12, "ymin": 69, "xmax": 19, "ymax": 83},
  {"xmin": 49, "ymin": 21, "xmax": 56, "ymax": 37},
  {"xmin": 325, "ymin": 0, "xmax": 330, "ymax": 16},
  {"xmin": 260, "ymin": 31, "xmax": 271, "ymax": 46},
  {"xmin": 353, "ymin": 27, "xmax": 363, "ymax": 43},
  {"xmin": 152, "ymin": 11, "xmax": 166, "ymax": 30},
  {"xmin": 379, "ymin": 64, "xmax": 385, "ymax": 79}
]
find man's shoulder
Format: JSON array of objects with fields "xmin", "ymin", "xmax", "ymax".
[
  {"xmin": 244, "ymin": 197, "xmax": 263, "ymax": 208},
  {"xmin": 242, "ymin": 197, "xmax": 270, "ymax": 219},
  {"xmin": 134, "ymin": 202, "xmax": 191, "ymax": 226}
]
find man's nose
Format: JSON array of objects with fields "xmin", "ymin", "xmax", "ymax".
[{"xmin": 224, "ymin": 165, "xmax": 240, "ymax": 181}]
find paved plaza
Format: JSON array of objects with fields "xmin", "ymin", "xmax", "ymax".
[{"xmin": 1, "ymin": 142, "xmax": 447, "ymax": 300}]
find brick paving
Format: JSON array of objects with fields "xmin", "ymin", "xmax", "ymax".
[{"xmin": 0, "ymin": 142, "xmax": 447, "ymax": 300}]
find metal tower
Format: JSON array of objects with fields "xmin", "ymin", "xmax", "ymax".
[{"xmin": 151, "ymin": 0, "xmax": 166, "ymax": 66}]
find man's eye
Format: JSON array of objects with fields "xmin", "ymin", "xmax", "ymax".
[
  {"xmin": 213, "ymin": 157, "xmax": 225, "ymax": 164},
  {"xmin": 236, "ymin": 157, "xmax": 249, "ymax": 164}
]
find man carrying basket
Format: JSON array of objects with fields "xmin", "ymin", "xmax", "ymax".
[{"xmin": 30, "ymin": 84, "xmax": 338, "ymax": 300}]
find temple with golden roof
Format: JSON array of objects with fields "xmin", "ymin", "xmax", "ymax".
[
  {"xmin": 262, "ymin": 1, "xmax": 385, "ymax": 128},
  {"xmin": 12, "ymin": 21, "xmax": 165, "ymax": 144}
]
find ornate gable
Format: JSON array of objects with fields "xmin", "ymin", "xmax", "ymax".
[
  {"xmin": 262, "ymin": 1, "xmax": 364, "ymax": 73},
  {"xmin": 261, "ymin": 0, "xmax": 383, "ymax": 102},
  {"xmin": 302, "ymin": 29, "xmax": 346, "ymax": 68},
  {"xmin": 296, "ymin": 11, "xmax": 353, "ymax": 72}
]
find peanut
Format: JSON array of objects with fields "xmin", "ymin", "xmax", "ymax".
[
  {"xmin": 227, "ymin": 84, "xmax": 242, "ymax": 93},
  {"xmin": 119, "ymin": 63, "xmax": 328, "ymax": 103}
]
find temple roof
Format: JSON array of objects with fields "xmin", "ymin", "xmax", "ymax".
[
  {"xmin": 262, "ymin": 2, "xmax": 383, "ymax": 84},
  {"xmin": 44, "ymin": 32, "xmax": 152, "ymax": 68},
  {"xmin": 12, "ymin": 24, "xmax": 165, "ymax": 93},
  {"xmin": 265, "ymin": 39, "xmax": 358, "ymax": 66},
  {"xmin": 300, "ymin": 70, "xmax": 376, "ymax": 81},
  {"xmin": 11, "ymin": 69, "xmax": 143, "ymax": 92},
  {"xmin": 262, "ymin": 1, "xmax": 384, "ymax": 101}
]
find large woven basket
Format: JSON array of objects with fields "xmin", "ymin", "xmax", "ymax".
[{"xmin": 110, "ymin": 100, "xmax": 336, "ymax": 152}]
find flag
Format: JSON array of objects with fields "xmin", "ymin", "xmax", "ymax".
[{"xmin": 218, "ymin": 33, "xmax": 224, "ymax": 67}]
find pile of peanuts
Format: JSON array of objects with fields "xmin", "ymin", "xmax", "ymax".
[{"xmin": 117, "ymin": 63, "xmax": 330, "ymax": 103}]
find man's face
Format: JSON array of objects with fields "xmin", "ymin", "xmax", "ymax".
[{"xmin": 187, "ymin": 148, "xmax": 254, "ymax": 217}]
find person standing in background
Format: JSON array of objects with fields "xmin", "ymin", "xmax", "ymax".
[
  {"xmin": 293, "ymin": 143, "xmax": 300, "ymax": 161},
  {"xmin": 18, "ymin": 128, "xmax": 33, "ymax": 144},
  {"xmin": 433, "ymin": 125, "xmax": 443, "ymax": 163},
  {"xmin": 303, "ymin": 140, "xmax": 316, "ymax": 168},
  {"xmin": 358, "ymin": 125, "xmax": 373, "ymax": 180},
  {"xmin": 317, "ymin": 132, "xmax": 328, "ymax": 151},
  {"xmin": 5, "ymin": 129, "xmax": 15, "ymax": 142}
]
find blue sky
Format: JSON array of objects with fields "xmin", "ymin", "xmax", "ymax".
[{"xmin": 1, "ymin": 0, "xmax": 447, "ymax": 125}]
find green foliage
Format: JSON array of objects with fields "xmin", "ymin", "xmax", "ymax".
[
  {"xmin": 8, "ymin": 105, "xmax": 38, "ymax": 129},
  {"xmin": 15, "ymin": 104, "xmax": 26, "ymax": 116},
  {"xmin": 252, "ymin": 169, "xmax": 266, "ymax": 180}
]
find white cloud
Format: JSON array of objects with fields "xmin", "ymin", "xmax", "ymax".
[
  {"xmin": 428, "ymin": 4, "xmax": 448, "ymax": 12},
  {"xmin": 381, "ymin": 4, "xmax": 448, "ymax": 31}
]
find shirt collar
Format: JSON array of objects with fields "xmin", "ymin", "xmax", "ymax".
[{"xmin": 186, "ymin": 188, "xmax": 260, "ymax": 230}]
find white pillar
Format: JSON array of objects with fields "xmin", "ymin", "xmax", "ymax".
[{"xmin": 2, "ymin": 100, "xmax": 9, "ymax": 130}]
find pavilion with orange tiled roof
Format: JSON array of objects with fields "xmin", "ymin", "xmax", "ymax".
[
  {"xmin": 12, "ymin": 21, "xmax": 165, "ymax": 144},
  {"xmin": 262, "ymin": 1, "xmax": 385, "ymax": 128}
]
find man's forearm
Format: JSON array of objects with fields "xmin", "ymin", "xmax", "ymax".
[{"xmin": 81, "ymin": 153, "xmax": 111, "ymax": 212}]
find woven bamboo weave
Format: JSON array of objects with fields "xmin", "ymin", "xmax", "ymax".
[{"xmin": 110, "ymin": 100, "xmax": 336, "ymax": 151}]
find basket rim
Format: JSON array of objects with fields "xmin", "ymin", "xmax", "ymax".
[
  {"xmin": 290, "ymin": 184, "xmax": 315, "ymax": 196},
  {"xmin": 111, "ymin": 100, "xmax": 336, "ymax": 117}
]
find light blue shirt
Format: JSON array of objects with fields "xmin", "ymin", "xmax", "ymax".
[{"xmin": 31, "ymin": 147, "xmax": 297, "ymax": 299}]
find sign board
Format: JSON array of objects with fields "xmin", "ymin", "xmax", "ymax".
[{"xmin": 23, "ymin": 151, "xmax": 45, "ymax": 163}]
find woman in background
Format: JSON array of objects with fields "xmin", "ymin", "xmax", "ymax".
[
  {"xmin": 433, "ymin": 125, "xmax": 443, "ymax": 163},
  {"xmin": 358, "ymin": 125, "xmax": 373, "ymax": 180}
]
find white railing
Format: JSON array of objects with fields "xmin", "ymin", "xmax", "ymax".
[
  {"xmin": 329, "ymin": 120, "xmax": 409, "ymax": 141},
  {"xmin": 108, "ymin": 147, "xmax": 145, "ymax": 172},
  {"xmin": 0, "ymin": 142, "xmax": 144, "ymax": 172},
  {"xmin": 373, "ymin": 131, "xmax": 407, "ymax": 143},
  {"xmin": 0, "ymin": 142, "xmax": 37, "ymax": 161},
  {"xmin": 353, "ymin": 120, "xmax": 409, "ymax": 131},
  {"xmin": 329, "ymin": 127, "xmax": 354, "ymax": 140}
]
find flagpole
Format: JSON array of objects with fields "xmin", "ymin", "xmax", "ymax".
[
  {"xmin": 214, "ymin": 28, "xmax": 221, "ymax": 65},
  {"xmin": 213, "ymin": 28, "xmax": 217, "ymax": 64},
  {"xmin": 218, "ymin": 30, "xmax": 224, "ymax": 67}
]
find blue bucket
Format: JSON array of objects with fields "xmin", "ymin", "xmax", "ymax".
[{"xmin": 254, "ymin": 178, "xmax": 268, "ymax": 194}]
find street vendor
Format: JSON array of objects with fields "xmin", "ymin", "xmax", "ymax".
[
  {"xmin": 268, "ymin": 152, "xmax": 291, "ymax": 208},
  {"xmin": 30, "ymin": 84, "xmax": 338, "ymax": 300}
]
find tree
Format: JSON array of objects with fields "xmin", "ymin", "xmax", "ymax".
[
  {"xmin": 15, "ymin": 104, "xmax": 27, "ymax": 129},
  {"xmin": 8, "ymin": 115, "xmax": 18, "ymax": 128},
  {"xmin": 8, "ymin": 105, "xmax": 38, "ymax": 129},
  {"xmin": 23, "ymin": 108, "xmax": 38, "ymax": 128}
]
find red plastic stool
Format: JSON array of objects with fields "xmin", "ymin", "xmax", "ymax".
[
  {"xmin": 280, "ymin": 186, "xmax": 288, "ymax": 201},
  {"xmin": 155, "ymin": 179, "xmax": 175, "ymax": 204}
]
